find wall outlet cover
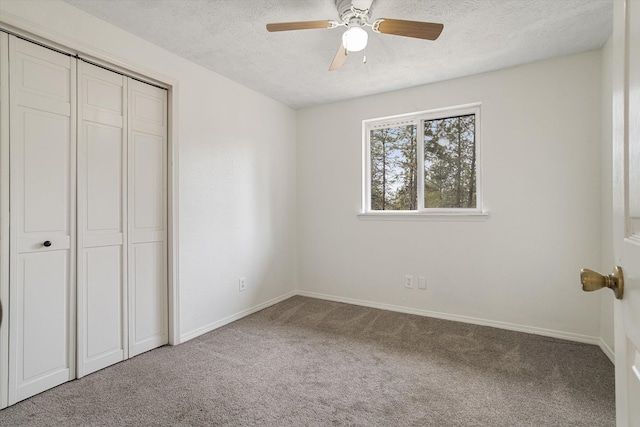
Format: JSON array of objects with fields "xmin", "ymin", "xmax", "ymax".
[{"xmin": 405, "ymin": 275, "xmax": 414, "ymax": 289}]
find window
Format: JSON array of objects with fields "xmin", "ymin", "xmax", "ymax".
[{"xmin": 363, "ymin": 104, "xmax": 483, "ymax": 216}]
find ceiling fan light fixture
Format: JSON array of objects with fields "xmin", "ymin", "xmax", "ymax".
[{"xmin": 342, "ymin": 26, "xmax": 368, "ymax": 52}]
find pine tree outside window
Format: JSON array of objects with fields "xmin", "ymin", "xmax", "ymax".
[{"xmin": 363, "ymin": 104, "xmax": 483, "ymax": 215}]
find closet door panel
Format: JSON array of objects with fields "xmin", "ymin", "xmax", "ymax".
[
  {"xmin": 8, "ymin": 36, "xmax": 76, "ymax": 404},
  {"xmin": 77, "ymin": 61, "xmax": 127, "ymax": 377},
  {"xmin": 132, "ymin": 132, "xmax": 164, "ymax": 233},
  {"xmin": 128, "ymin": 80, "xmax": 167, "ymax": 357},
  {"xmin": 131, "ymin": 242, "xmax": 166, "ymax": 347},
  {"xmin": 86, "ymin": 124, "xmax": 122, "ymax": 231},
  {"xmin": 16, "ymin": 252, "xmax": 71, "ymax": 399},
  {"xmin": 19, "ymin": 252, "xmax": 69, "ymax": 378},
  {"xmin": 85, "ymin": 246, "xmax": 122, "ymax": 357},
  {"xmin": 18, "ymin": 41, "xmax": 70, "ymax": 90},
  {"xmin": 21, "ymin": 110, "xmax": 69, "ymax": 233}
]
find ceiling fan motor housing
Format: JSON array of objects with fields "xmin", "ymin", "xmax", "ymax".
[{"xmin": 336, "ymin": 0, "xmax": 373, "ymax": 26}]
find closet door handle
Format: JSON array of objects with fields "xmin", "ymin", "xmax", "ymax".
[{"xmin": 43, "ymin": 240, "xmax": 52, "ymax": 247}]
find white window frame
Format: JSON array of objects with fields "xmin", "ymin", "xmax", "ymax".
[{"xmin": 360, "ymin": 103, "xmax": 488, "ymax": 220}]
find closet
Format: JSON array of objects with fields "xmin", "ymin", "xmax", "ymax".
[{"xmin": 0, "ymin": 34, "xmax": 168, "ymax": 406}]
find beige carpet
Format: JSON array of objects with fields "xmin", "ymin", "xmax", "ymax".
[{"xmin": 0, "ymin": 296, "xmax": 615, "ymax": 426}]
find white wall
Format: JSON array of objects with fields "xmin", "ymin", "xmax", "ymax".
[
  {"xmin": 600, "ymin": 36, "xmax": 615, "ymax": 356},
  {"xmin": 297, "ymin": 51, "xmax": 604, "ymax": 341},
  {"xmin": 0, "ymin": 1, "xmax": 298, "ymax": 342}
]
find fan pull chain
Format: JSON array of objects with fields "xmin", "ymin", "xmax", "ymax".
[{"xmin": 363, "ymin": 49, "xmax": 367, "ymax": 64}]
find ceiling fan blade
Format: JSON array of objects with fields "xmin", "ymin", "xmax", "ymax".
[
  {"xmin": 266, "ymin": 20, "xmax": 336, "ymax": 32},
  {"xmin": 329, "ymin": 42, "xmax": 348, "ymax": 71},
  {"xmin": 374, "ymin": 19, "xmax": 444, "ymax": 40}
]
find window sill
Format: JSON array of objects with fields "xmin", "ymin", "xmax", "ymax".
[{"xmin": 357, "ymin": 211, "xmax": 490, "ymax": 222}]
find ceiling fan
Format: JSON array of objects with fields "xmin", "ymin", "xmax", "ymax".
[{"xmin": 266, "ymin": 0, "xmax": 444, "ymax": 71}]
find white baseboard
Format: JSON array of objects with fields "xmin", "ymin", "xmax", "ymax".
[
  {"xmin": 296, "ymin": 290, "xmax": 602, "ymax": 346},
  {"xmin": 179, "ymin": 290, "xmax": 297, "ymax": 343},
  {"xmin": 598, "ymin": 338, "xmax": 615, "ymax": 364},
  {"xmin": 178, "ymin": 289, "xmax": 614, "ymax": 364}
]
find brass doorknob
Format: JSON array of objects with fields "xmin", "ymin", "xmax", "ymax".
[{"xmin": 580, "ymin": 266, "xmax": 624, "ymax": 299}]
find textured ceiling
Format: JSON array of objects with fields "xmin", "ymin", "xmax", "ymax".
[{"xmin": 62, "ymin": 0, "xmax": 613, "ymax": 109}]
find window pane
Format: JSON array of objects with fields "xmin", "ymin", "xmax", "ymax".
[
  {"xmin": 370, "ymin": 124, "xmax": 417, "ymax": 210},
  {"xmin": 424, "ymin": 114, "xmax": 476, "ymax": 208}
]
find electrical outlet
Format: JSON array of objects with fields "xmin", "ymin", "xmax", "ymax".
[
  {"xmin": 405, "ymin": 275, "xmax": 414, "ymax": 289},
  {"xmin": 239, "ymin": 277, "xmax": 246, "ymax": 292},
  {"xmin": 418, "ymin": 277, "xmax": 427, "ymax": 290}
]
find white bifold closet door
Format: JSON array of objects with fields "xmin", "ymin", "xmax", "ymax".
[
  {"xmin": 8, "ymin": 36, "xmax": 76, "ymax": 404},
  {"xmin": 76, "ymin": 63, "xmax": 168, "ymax": 377},
  {"xmin": 127, "ymin": 79, "xmax": 168, "ymax": 358},
  {"xmin": 2, "ymin": 34, "xmax": 167, "ymax": 399},
  {"xmin": 76, "ymin": 61, "xmax": 128, "ymax": 377}
]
